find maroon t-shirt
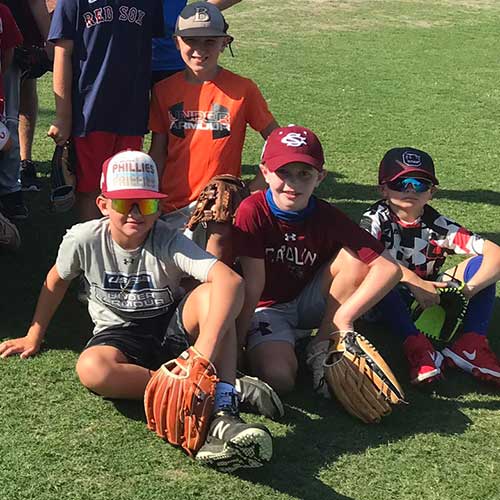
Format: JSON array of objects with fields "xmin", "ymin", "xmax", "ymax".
[
  {"xmin": 234, "ymin": 191, "xmax": 384, "ymax": 307},
  {"xmin": 0, "ymin": 0, "xmax": 43, "ymax": 46},
  {"xmin": 0, "ymin": 4, "xmax": 23, "ymax": 112}
]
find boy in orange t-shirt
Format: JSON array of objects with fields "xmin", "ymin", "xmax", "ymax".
[{"xmin": 149, "ymin": 2, "xmax": 278, "ymax": 261}]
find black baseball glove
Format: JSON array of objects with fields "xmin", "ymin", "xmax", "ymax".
[{"xmin": 14, "ymin": 45, "xmax": 53, "ymax": 81}]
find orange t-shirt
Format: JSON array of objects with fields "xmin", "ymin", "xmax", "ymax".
[{"xmin": 149, "ymin": 68, "xmax": 275, "ymax": 213}]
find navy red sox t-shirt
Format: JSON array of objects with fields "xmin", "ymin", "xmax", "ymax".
[
  {"xmin": 234, "ymin": 191, "xmax": 384, "ymax": 308},
  {"xmin": 48, "ymin": 0, "xmax": 164, "ymax": 137}
]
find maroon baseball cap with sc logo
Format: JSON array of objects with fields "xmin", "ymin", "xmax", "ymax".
[
  {"xmin": 378, "ymin": 147, "xmax": 439, "ymax": 185},
  {"xmin": 262, "ymin": 125, "xmax": 325, "ymax": 172}
]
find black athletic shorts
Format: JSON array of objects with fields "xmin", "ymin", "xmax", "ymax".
[{"xmin": 84, "ymin": 294, "xmax": 190, "ymax": 370}]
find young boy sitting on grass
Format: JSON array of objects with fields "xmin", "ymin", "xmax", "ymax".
[
  {"xmin": 0, "ymin": 150, "xmax": 274, "ymax": 472},
  {"xmin": 360, "ymin": 147, "xmax": 500, "ymax": 386},
  {"xmin": 148, "ymin": 2, "xmax": 278, "ymax": 263},
  {"xmin": 233, "ymin": 125, "xmax": 401, "ymax": 395}
]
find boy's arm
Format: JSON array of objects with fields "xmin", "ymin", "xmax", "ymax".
[
  {"xmin": 148, "ymin": 132, "xmax": 168, "ymax": 178},
  {"xmin": 0, "ymin": 265, "xmax": 71, "ymax": 358},
  {"xmin": 192, "ymin": 261, "xmax": 245, "ymax": 361},
  {"xmin": 462, "ymin": 239, "xmax": 500, "ymax": 299},
  {"xmin": 236, "ymin": 256, "xmax": 265, "ymax": 350},
  {"xmin": 333, "ymin": 250, "xmax": 402, "ymax": 331},
  {"xmin": 47, "ymin": 39, "xmax": 73, "ymax": 146},
  {"xmin": 28, "ymin": 0, "xmax": 51, "ymax": 40},
  {"xmin": 400, "ymin": 265, "xmax": 444, "ymax": 309}
]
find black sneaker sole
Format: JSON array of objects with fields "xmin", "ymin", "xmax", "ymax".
[
  {"xmin": 196, "ymin": 428, "xmax": 273, "ymax": 472},
  {"xmin": 21, "ymin": 185, "xmax": 41, "ymax": 192}
]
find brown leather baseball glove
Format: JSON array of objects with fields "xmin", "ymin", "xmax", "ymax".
[
  {"xmin": 186, "ymin": 174, "xmax": 250, "ymax": 231},
  {"xmin": 324, "ymin": 331, "xmax": 406, "ymax": 423},
  {"xmin": 144, "ymin": 347, "xmax": 219, "ymax": 457}
]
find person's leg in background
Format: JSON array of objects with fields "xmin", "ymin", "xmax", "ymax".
[
  {"xmin": 0, "ymin": 62, "xmax": 27, "ymax": 220},
  {"xmin": 19, "ymin": 77, "xmax": 41, "ymax": 192}
]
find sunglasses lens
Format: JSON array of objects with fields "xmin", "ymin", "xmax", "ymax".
[
  {"xmin": 111, "ymin": 199, "xmax": 132, "ymax": 214},
  {"xmin": 111, "ymin": 199, "xmax": 159, "ymax": 215},
  {"xmin": 137, "ymin": 199, "xmax": 159, "ymax": 215},
  {"xmin": 388, "ymin": 178, "xmax": 433, "ymax": 193}
]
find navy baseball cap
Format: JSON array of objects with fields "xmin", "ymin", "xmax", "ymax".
[{"xmin": 378, "ymin": 147, "xmax": 439, "ymax": 185}]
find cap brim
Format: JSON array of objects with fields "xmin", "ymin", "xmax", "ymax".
[
  {"xmin": 388, "ymin": 169, "xmax": 439, "ymax": 185},
  {"xmin": 265, "ymin": 153, "xmax": 323, "ymax": 172},
  {"xmin": 174, "ymin": 28, "xmax": 233, "ymax": 40},
  {"xmin": 102, "ymin": 189, "xmax": 167, "ymax": 200}
]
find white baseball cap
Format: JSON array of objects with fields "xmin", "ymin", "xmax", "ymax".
[{"xmin": 100, "ymin": 150, "xmax": 167, "ymax": 200}]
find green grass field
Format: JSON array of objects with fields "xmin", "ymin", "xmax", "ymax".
[{"xmin": 1, "ymin": 1, "xmax": 500, "ymax": 499}]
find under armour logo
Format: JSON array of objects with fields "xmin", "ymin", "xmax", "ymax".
[
  {"xmin": 284, "ymin": 233, "xmax": 297, "ymax": 242},
  {"xmin": 251, "ymin": 321, "xmax": 272, "ymax": 336},
  {"xmin": 281, "ymin": 132, "xmax": 307, "ymax": 147},
  {"xmin": 123, "ymin": 258, "xmax": 135, "ymax": 264},
  {"xmin": 194, "ymin": 7, "xmax": 210, "ymax": 22},
  {"xmin": 401, "ymin": 151, "xmax": 422, "ymax": 167}
]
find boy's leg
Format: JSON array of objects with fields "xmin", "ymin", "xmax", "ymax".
[
  {"xmin": 375, "ymin": 287, "xmax": 443, "ymax": 384},
  {"xmin": 314, "ymin": 248, "xmax": 371, "ymax": 341},
  {"xmin": 305, "ymin": 249, "xmax": 442, "ymax": 386},
  {"xmin": 76, "ymin": 345, "xmax": 151, "ymax": 399},
  {"xmin": 304, "ymin": 249, "xmax": 370, "ymax": 394},
  {"xmin": 178, "ymin": 284, "xmax": 273, "ymax": 470},
  {"xmin": 19, "ymin": 78, "xmax": 42, "ymax": 191},
  {"xmin": 0, "ymin": 63, "xmax": 28, "ymax": 219},
  {"xmin": 248, "ymin": 341, "xmax": 298, "ymax": 395},
  {"xmin": 441, "ymin": 256, "xmax": 500, "ymax": 383},
  {"xmin": 245, "ymin": 305, "xmax": 299, "ymax": 394}
]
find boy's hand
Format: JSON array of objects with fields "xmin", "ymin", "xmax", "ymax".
[
  {"xmin": 0, "ymin": 335, "xmax": 41, "ymax": 359},
  {"xmin": 48, "ymin": 119, "xmax": 71, "ymax": 146},
  {"xmin": 408, "ymin": 279, "xmax": 446, "ymax": 309}
]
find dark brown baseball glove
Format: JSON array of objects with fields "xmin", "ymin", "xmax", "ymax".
[{"xmin": 186, "ymin": 174, "xmax": 250, "ymax": 231}]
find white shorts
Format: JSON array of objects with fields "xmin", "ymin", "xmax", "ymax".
[
  {"xmin": 246, "ymin": 267, "xmax": 327, "ymax": 351},
  {"xmin": 160, "ymin": 201, "xmax": 208, "ymax": 249}
]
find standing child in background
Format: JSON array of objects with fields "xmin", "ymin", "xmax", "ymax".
[
  {"xmin": 0, "ymin": 2, "xmax": 22, "ymax": 248},
  {"xmin": 0, "ymin": 150, "xmax": 274, "ymax": 472},
  {"xmin": 149, "ymin": 2, "xmax": 278, "ymax": 262},
  {"xmin": 0, "ymin": 1, "xmax": 25, "ymax": 219},
  {"xmin": 360, "ymin": 147, "xmax": 500, "ymax": 385},
  {"xmin": 47, "ymin": 0, "xmax": 164, "ymax": 221},
  {"xmin": 233, "ymin": 125, "xmax": 401, "ymax": 395}
]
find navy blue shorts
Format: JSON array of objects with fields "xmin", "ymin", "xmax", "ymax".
[{"xmin": 85, "ymin": 295, "xmax": 190, "ymax": 370}]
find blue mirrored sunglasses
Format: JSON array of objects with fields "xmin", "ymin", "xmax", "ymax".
[{"xmin": 386, "ymin": 177, "xmax": 434, "ymax": 193}]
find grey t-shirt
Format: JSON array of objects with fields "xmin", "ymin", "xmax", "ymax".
[{"xmin": 56, "ymin": 218, "xmax": 217, "ymax": 334}]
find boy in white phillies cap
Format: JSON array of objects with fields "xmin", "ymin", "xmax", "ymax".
[{"xmin": 0, "ymin": 150, "xmax": 275, "ymax": 472}]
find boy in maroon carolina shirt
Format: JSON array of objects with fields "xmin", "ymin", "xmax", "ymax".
[{"xmin": 234, "ymin": 125, "xmax": 401, "ymax": 397}]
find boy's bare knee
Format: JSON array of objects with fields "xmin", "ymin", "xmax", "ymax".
[
  {"xmin": 76, "ymin": 354, "xmax": 114, "ymax": 394},
  {"xmin": 330, "ymin": 250, "xmax": 368, "ymax": 284}
]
